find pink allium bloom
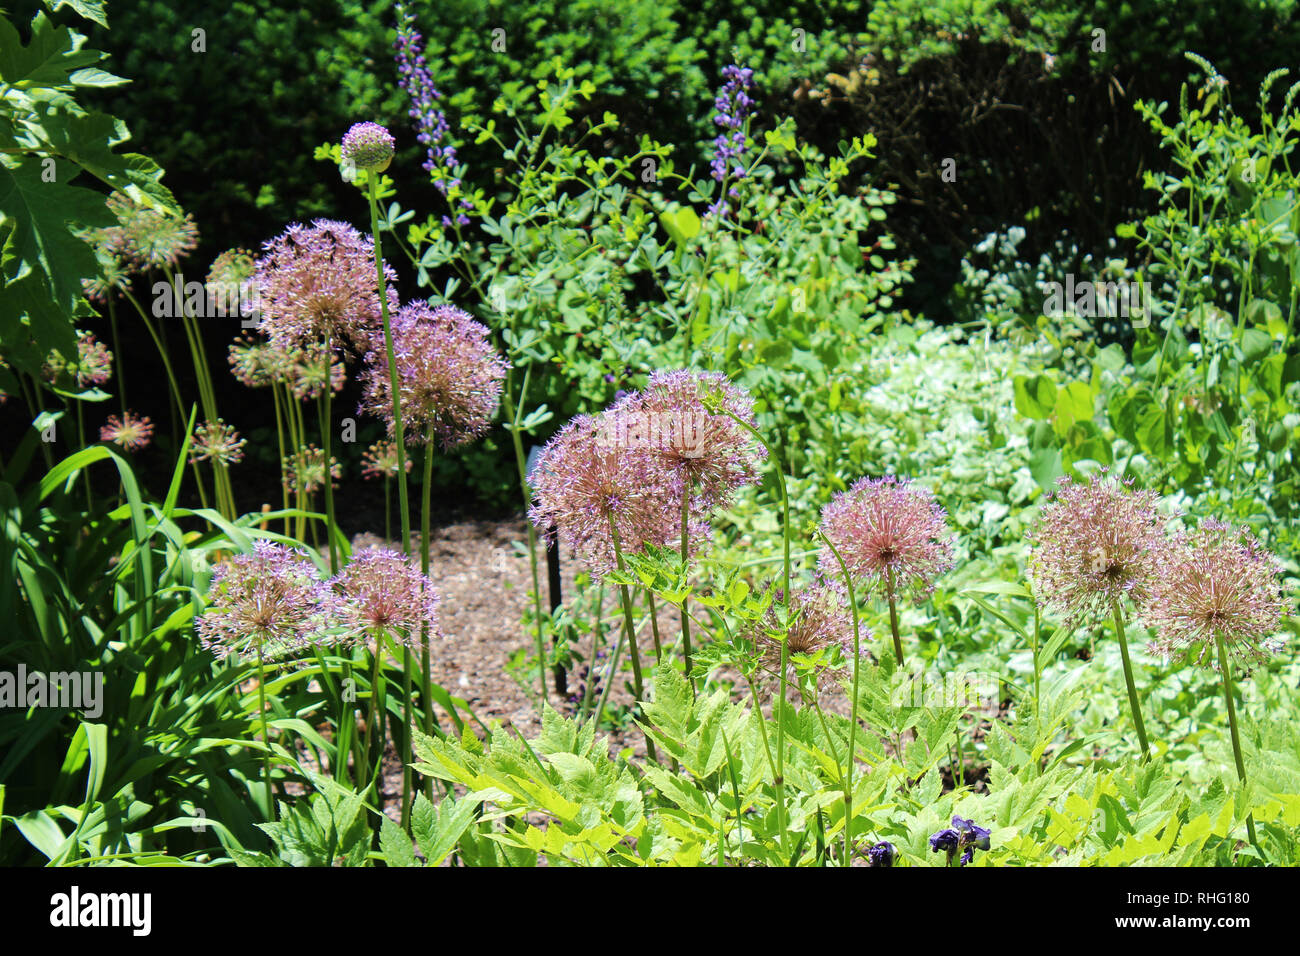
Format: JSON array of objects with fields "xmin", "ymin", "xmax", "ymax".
[
  {"xmin": 332, "ymin": 546, "xmax": 440, "ymax": 648},
  {"xmin": 282, "ymin": 444, "xmax": 341, "ymax": 494},
  {"xmin": 190, "ymin": 419, "xmax": 247, "ymax": 466},
  {"xmin": 197, "ymin": 540, "xmax": 338, "ymax": 660},
  {"xmin": 528, "ymin": 411, "xmax": 681, "ymax": 578},
  {"xmin": 1145, "ymin": 520, "xmax": 1288, "ymax": 669},
  {"xmin": 818, "ymin": 475, "xmax": 955, "ymax": 603},
  {"xmin": 359, "ymin": 301, "xmax": 509, "ymax": 449},
  {"xmin": 341, "ymin": 122, "xmax": 396, "ymax": 172},
  {"xmin": 360, "ymin": 440, "xmax": 411, "ymax": 479},
  {"xmin": 44, "ymin": 331, "xmax": 113, "ymax": 388},
  {"xmin": 1028, "ymin": 472, "xmax": 1167, "ymax": 627},
  {"xmin": 609, "ymin": 369, "xmax": 765, "ymax": 513},
  {"xmin": 752, "ymin": 585, "xmax": 867, "ymax": 696},
  {"xmin": 100, "ymin": 411, "xmax": 154, "ymax": 452},
  {"xmin": 254, "ymin": 219, "xmax": 399, "ymax": 354}
]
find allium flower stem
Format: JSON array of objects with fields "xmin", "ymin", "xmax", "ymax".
[
  {"xmin": 591, "ymin": 617, "xmax": 625, "ymax": 731},
  {"xmin": 502, "ymin": 374, "xmax": 548, "ymax": 705},
  {"xmin": 1111, "ymin": 599, "xmax": 1151, "ymax": 762},
  {"xmin": 106, "ymin": 296, "xmax": 126, "ymax": 413},
  {"xmin": 318, "ymin": 343, "xmax": 339, "ymax": 573},
  {"xmin": 721, "ymin": 409, "xmax": 791, "ymax": 857},
  {"xmin": 647, "ymin": 592, "xmax": 663, "ymax": 663},
  {"xmin": 366, "ymin": 174, "xmax": 413, "ymax": 562},
  {"xmin": 886, "ymin": 567, "xmax": 904, "ymax": 666},
  {"xmin": 364, "ymin": 628, "xmax": 388, "ymax": 802},
  {"xmin": 257, "ymin": 646, "xmax": 274, "ymax": 816},
  {"xmin": 680, "ymin": 494, "xmax": 696, "ymax": 698},
  {"xmin": 122, "ymin": 287, "xmax": 185, "ymax": 442},
  {"xmin": 1215, "ymin": 634, "xmax": 1260, "ymax": 852},
  {"xmin": 819, "ymin": 529, "xmax": 863, "ymax": 868},
  {"xmin": 609, "ymin": 518, "xmax": 657, "ymax": 764},
  {"xmin": 271, "ymin": 385, "xmax": 291, "ymax": 536},
  {"xmin": 418, "ymin": 425, "xmax": 438, "ymax": 804}
]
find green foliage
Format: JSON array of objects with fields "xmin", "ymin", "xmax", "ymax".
[{"xmin": 0, "ymin": 5, "xmax": 174, "ymax": 379}]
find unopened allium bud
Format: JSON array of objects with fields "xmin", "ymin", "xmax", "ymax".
[{"xmin": 342, "ymin": 122, "xmax": 396, "ymax": 173}]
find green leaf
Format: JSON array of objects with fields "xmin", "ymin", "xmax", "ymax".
[
  {"xmin": 51, "ymin": 1, "xmax": 109, "ymax": 28},
  {"xmin": 379, "ymin": 815, "xmax": 420, "ymax": 867},
  {"xmin": 1013, "ymin": 375, "xmax": 1056, "ymax": 419}
]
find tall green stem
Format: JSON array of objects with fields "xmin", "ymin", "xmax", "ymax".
[
  {"xmin": 820, "ymin": 531, "xmax": 862, "ymax": 867},
  {"xmin": 1216, "ymin": 635, "xmax": 1260, "ymax": 853},
  {"xmin": 1111, "ymin": 600, "xmax": 1151, "ymax": 762},
  {"xmin": 886, "ymin": 567, "xmax": 903, "ymax": 666},
  {"xmin": 256, "ymin": 647, "xmax": 274, "ymax": 816},
  {"xmin": 319, "ymin": 336, "xmax": 338, "ymax": 573},
  {"xmin": 721, "ymin": 410, "xmax": 791, "ymax": 859},
  {"xmin": 680, "ymin": 493, "xmax": 695, "ymax": 697},
  {"xmin": 609, "ymin": 519, "xmax": 656, "ymax": 763},
  {"xmin": 501, "ymin": 374, "xmax": 548, "ymax": 705},
  {"xmin": 419, "ymin": 427, "xmax": 437, "ymax": 800},
  {"xmin": 365, "ymin": 173, "xmax": 412, "ymax": 560}
]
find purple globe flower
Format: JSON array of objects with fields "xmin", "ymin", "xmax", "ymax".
[
  {"xmin": 818, "ymin": 475, "xmax": 955, "ymax": 603},
  {"xmin": 341, "ymin": 122, "xmax": 396, "ymax": 173},
  {"xmin": 332, "ymin": 546, "xmax": 440, "ymax": 650},
  {"xmin": 254, "ymin": 219, "xmax": 400, "ymax": 355},
  {"xmin": 358, "ymin": 301, "xmax": 509, "ymax": 449},
  {"xmin": 930, "ymin": 816, "xmax": 991, "ymax": 866},
  {"xmin": 197, "ymin": 540, "xmax": 338, "ymax": 661},
  {"xmin": 1144, "ymin": 520, "xmax": 1287, "ymax": 669},
  {"xmin": 528, "ymin": 411, "xmax": 681, "ymax": 579}
]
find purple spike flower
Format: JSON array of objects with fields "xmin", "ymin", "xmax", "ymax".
[
  {"xmin": 254, "ymin": 219, "xmax": 400, "ymax": 355},
  {"xmin": 708, "ymin": 64, "xmax": 755, "ymax": 218},
  {"xmin": 197, "ymin": 540, "xmax": 338, "ymax": 661},
  {"xmin": 359, "ymin": 301, "xmax": 509, "ymax": 449},
  {"xmin": 393, "ymin": 4, "xmax": 463, "ymax": 196},
  {"xmin": 818, "ymin": 476, "xmax": 955, "ymax": 603}
]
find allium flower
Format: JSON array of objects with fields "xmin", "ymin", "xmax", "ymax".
[
  {"xmin": 528, "ymin": 412, "xmax": 680, "ymax": 578},
  {"xmin": 285, "ymin": 341, "xmax": 346, "ymax": 401},
  {"xmin": 867, "ymin": 842, "xmax": 897, "ymax": 867},
  {"xmin": 197, "ymin": 539, "xmax": 338, "ymax": 660},
  {"xmin": 608, "ymin": 369, "xmax": 764, "ymax": 514},
  {"xmin": 107, "ymin": 192, "xmax": 199, "ymax": 270},
  {"xmin": 99, "ymin": 411, "xmax": 154, "ymax": 451},
  {"xmin": 708, "ymin": 64, "xmax": 755, "ymax": 217},
  {"xmin": 332, "ymin": 546, "xmax": 440, "ymax": 648},
  {"xmin": 44, "ymin": 331, "xmax": 113, "ymax": 388},
  {"xmin": 190, "ymin": 419, "xmax": 247, "ymax": 466},
  {"xmin": 929, "ymin": 816, "xmax": 990, "ymax": 866},
  {"xmin": 80, "ymin": 223, "xmax": 136, "ymax": 303},
  {"xmin": 361, "ymin": 440, "xmax": 412, "ymax": 479},
  {"xmin": 751, "ymin": 585, "xmax": 865, "ymax": 696},
  {"xmin": 206, "ymin": 248, "xmax": 258, "ymax": 318},
  {"xmin": 229, "ymin": 334, "xmax": 288, "ymax": 388},
  {"xmin": 1028, "ymin": 472, "xmax": 1168, "ymax": 627},
  {"xmin": 1145, "ymin": 520, "xmax": 1287, "ymax": 669},
  {"xmin": 254, "ymin": 219, "xmax": 399, "ymax": 354},
  {"xmin": 394, "ymin": 4, "xmax": 462, "ymax": 191},
  {"xmin": 341, "ymin": 121, "xmax": 396, "ymax": 173},
  {"xmin": 818, "ymin": 476, "xmax": 954, "ymax": 603},
  {"xmin": 282, "ymin": 444, "xmax": 341, "ymax": 494},
  {"xmin": 359, "ymin": 301, "xmax": 508, "ymax": 449}
]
